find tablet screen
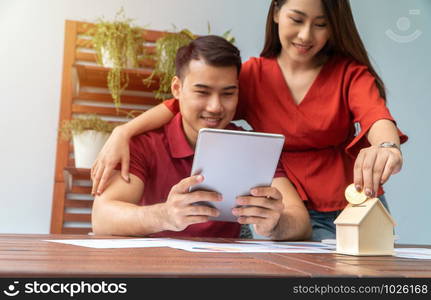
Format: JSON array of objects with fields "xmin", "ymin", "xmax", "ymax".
[{"xmin": 190, "ymin": 128, "xmax": 285, "ymax": 222}]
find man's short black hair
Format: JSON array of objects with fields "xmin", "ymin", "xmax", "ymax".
[{"xmin": 175, "ymin": 35, "xmax": 242, "ymax": 79}]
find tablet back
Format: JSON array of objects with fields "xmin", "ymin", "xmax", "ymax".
[{"xmin": 190, "ymin": 128, "xmax": 285, "ymax": 222}]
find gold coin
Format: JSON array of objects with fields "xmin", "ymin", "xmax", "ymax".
[{"xmin": 344, "ymin": 183, "xmax": 368, "ymax": 205}]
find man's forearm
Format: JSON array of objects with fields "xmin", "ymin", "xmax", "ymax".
[
  {"xmin": 269, "ymin": 177, "xmax": 312, "ymax": 241},
  {"xmin": 270, "ymin": 207, "xmax": 312, "ymax": 241},
  {"xmin": 92, "ymin": 199, "xmax": 167, "ymax": 236}
]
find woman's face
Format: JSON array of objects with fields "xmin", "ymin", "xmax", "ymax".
[{"xmin": 274, "ymin": 0, "xmax": 330, "ymax": 65}]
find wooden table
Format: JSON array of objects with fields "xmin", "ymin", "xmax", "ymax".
[{"xmin": 0, "ymin": 234, "xmax": 430, "ymax": 278}]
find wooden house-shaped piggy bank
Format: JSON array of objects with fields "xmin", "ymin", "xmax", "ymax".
[{"xmin": 334, "ymin": 198, "xmax": 396, "ymax": 256}]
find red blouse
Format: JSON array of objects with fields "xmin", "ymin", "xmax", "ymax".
[{"xmin": 164, "ymin": 55, "xmax": 407, "ymax": 212}]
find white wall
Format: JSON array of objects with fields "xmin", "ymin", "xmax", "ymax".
[
  {"xmin": 350, "ymin": 0, "xmax": 431, "ymax": 245},
  {"xmin": 1, "ymin": 0, "xmax": 430, "ymax": 245},
  {"xmin": 0, "ymin": 0, "xmax": 268, "ymax": 234}
]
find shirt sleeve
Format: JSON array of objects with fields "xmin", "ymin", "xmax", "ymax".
[
  {"xmin": 127, "ymin": 135, "xmax": 153, "ymax": 184},
  {"xmin": 163, "ymin": 98, "xmax": 180, "ymax": 115},
  {"xmin": 344, "ymin": 62, "xmax": 408, "ymax": 157},
  {"xmin": 274, "ymin": 161, "xmax": 287, "ymax": 178}
]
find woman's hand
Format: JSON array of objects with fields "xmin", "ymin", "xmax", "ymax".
[
  {"xmin": 353, "ymin": 145, "xmax": 403, "ymax": 197},
  {"xmin": 91, "ymin": 126, "xmax": 131, "ymax": 195}
]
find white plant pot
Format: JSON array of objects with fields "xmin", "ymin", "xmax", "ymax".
[
  {"xmin": 101, "ymin": 47, "xmax": 134, "ymax": 69},
  {"xmin": 72, "ymin": 130, "xmax": 110, "ymax": 169}
]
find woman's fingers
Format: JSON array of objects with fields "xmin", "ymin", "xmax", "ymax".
[
  {"xmin": 91, "ymin": 162, "xmax": 104, "ymax": 195},
  {"xmin": 380, "ymin": 156, "xmax": 395, "ymax": 185},
  {"xmin": 372, "ymin": 154, "xmax": 387, "ymax": 197},
  {"xmin": 358, "ymin": 148, "xmax": 378, "ymax": 197},
  {"xmin": 354, "ymin": 146, "xmax": 403, "ymax": 197},
  {"xmin": 353, "ymin": 149, "xmax": 365, "ymax": 192},
  {"xmin": 96, "ymin": 164, "xmax": 116, "ymax": 195},
  {"xmin": 120, "ymin": 156, "xmax": 130, "ymax": 182}
]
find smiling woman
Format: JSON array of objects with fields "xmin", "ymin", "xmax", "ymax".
[
  {"xmin": 273, "ymin": 0, "xmax": 330, "ymax": 66},
  {"xmin": 90, "ymin": 0, "xmax": 407, "ymax": 242},
  {"xmin": 262, "ymin": 0, "xmax": 387, "ymax": 101}
]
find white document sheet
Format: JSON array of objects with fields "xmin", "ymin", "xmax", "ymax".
[
  {"xmin": 394, "ymin": 248, "xmax": 431, "ymax": 260},
  {"xmin": 45, "ymin": 238, "xmax": 181, "ymax": 249},
  {"xmin": 156, "ymin": 240, "xmax": 335, "ymax": 253},
  {"xmin": 46, "ymin": 238, "xmax": 431, "ymax": 258},
  {"xmin": 44, "ymin": 238, "xmax": 334, "ymax": 253}
]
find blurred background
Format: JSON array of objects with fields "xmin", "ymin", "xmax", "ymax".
[{"xmin": 0, "ymin": 0, "xmax": 429, "ymax": 244}]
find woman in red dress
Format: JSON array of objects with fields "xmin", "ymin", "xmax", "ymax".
[{"xmin": 90, "ymin": 0, "xmax": 407, "ymax": 241}]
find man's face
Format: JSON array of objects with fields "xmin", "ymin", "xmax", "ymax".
[{"xmin": 171, "ymin": 59, "xmax": 239, "ymax": 146}]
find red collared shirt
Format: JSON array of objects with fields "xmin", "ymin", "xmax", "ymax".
[
  {"xmin": 165, "ymin": 56, "xmax": 408, "ymax": 212},
  {"xmin": 128, "ymin": 113, "xmax": 243, "ymax": 238}
]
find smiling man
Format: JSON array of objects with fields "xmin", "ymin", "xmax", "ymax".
[{"xmin": 92, "ymin": 35, "xmax": 311, "ymax": 240}]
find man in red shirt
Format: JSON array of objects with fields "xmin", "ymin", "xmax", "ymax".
[{"xmin": 92, "ymin": 36, "xmax": 311, "ymax": 240}]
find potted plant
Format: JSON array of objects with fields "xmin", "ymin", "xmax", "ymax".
[
  {"xmin": 144, "ymin": 25, "xmax": 236, "ymax": 100},
  {"xmin": 143, "ymin": 28, "xmax": 195, "ymax": 100},
  {"xmin": 61, "ymin": 115, "xmax": 117, "ymax": 169},
  {"xmin": 87, "ymin": 8, "xmax": 145, "ymax": 111}
]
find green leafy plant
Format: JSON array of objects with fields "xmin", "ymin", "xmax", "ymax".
[
  {"xmin": 144, "ymin": 24, "xmax": 236, "ymax": 100},
  {"xmin": 207, "ymin": 22, "xmax": 236, "ymax": 44},
  {"xmin": 60, "ymin": 115, "xmax": 117, "ymax": 141},
  {"xmin": 87, "ymin": 8, "xmax": 145, "ymax": 111},
  {"xmin": 143, "ymin": 29, "xmax": 195, "ymax": 100}
]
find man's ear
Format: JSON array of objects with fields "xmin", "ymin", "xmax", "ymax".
[{"xmin": 171, "ymin": 76, "xmax": 182, "ymax": 99}]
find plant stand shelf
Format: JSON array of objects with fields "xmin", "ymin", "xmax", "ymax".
[
  {"xmin": 74, "ymin": 64, "xmax": 159, "ymax": 92},
  {"xmin": 50, "ymin": 20, "xmax": 166, "ymax": 234}
]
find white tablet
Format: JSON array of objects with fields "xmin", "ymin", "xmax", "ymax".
[{"xmin": 190, "ymin": 128, "xmax": 285, "ymax": 222}]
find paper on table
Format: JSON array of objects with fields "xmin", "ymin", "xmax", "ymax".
[
  {"xmin": 44, "ymin": 238, "xmax": 334, "ymax": 253},
  {"xmin": 172, "ymin": 240, "xmax": 334, "ymax": 253},
  {"xmin": 45, "ymin": 238, "xmax": 182, "ymax": 249},
  {"xmin": 239, "ymin": 240, "xmax": 336, "ymax": 249},
  {"xmin": 321, "ymin": 239, "xmax": 337, "ymax": 245},
  {"xmin": 394, "ymin": 248, "xmax": 431, "ymax": 260}
]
